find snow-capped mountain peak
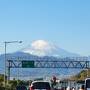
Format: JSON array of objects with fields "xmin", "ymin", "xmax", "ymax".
[
  {"xmin": 31, "ymin": 40, "xmax": 54, "ymax": 50},
  {"xmin": 22, "ymin": 40, "xmax": 79, "ymax": 57},
  {"xmin": 22, "ymin": 40, "xmax": 57, "ymax": 56}
]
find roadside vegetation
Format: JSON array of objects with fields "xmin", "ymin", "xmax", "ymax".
[
  {"xmin": 0, "ymin": 74, "xmax": 32, "ymax": 90},
  {"xmin": 70, "ymin": 69, "xmax": 90, "ymax": 81}
]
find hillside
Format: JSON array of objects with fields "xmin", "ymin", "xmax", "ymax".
[{"xmin": 70, "ymin": 69, "xmax": 90, "ymax": 81}]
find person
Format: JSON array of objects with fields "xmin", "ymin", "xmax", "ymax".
[{"xmin": 51, "ymin": 76, "xmax": 58, "ymax": 90}]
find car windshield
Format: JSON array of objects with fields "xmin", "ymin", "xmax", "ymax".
[{"xmin": 32, "ymin": 82, "xmax": 51, "ymax": 89}]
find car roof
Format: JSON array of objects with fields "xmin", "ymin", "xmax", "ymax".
[
  {"xmin": 85, "ymin": 78, "xmax": 90, "ymax": 80},
  {"xmin": 32, "ymin": 81, "xmax": 50, "ymax": 83},
  {"xmin": 31, "ymin": 81, "xmax": 51, "ymax": 86}
]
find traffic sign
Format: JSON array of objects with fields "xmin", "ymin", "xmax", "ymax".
[{"xmin": 22, "ymin": 61, "xmax": 35, "ymax": 68}]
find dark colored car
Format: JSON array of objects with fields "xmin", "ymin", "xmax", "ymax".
[
  {"xmin": 16, "ymin": 85, "xmax": 27, "ymax": 90},
  {"xmin": 30, "ymin": 81, "xmax": 51, "ymax": 90}
]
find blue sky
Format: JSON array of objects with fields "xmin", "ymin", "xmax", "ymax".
[{"xmin": 0, "ymin": 0, "xmax": 90, "ymax": 56}]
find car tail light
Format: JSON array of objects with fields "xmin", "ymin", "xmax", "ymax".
[{"xmin": 30, "ymin": 86, "xmax": 34, "ymax": 90}]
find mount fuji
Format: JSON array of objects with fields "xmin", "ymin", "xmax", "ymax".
[{"xmin": 21, "ymin": 40, "xmax": 80, "ymax": 57}]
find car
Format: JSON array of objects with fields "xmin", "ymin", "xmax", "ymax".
[
  {"xmin": 16, "ymin": 85, "xmax": 27, "ymax": 90},
  {"xmin": 29, "ymin": 81, "xmax": 51, "ymax": 90},
  {"xmin": 85, "ymin": 78, "xmax": 90, "ymax": 90}
]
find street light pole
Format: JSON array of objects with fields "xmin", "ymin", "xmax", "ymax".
[
  {"xmin": 4, "ymin": 42, "xmax": 6, "ymax": 89},
  {"xmin": 4, "ymin": 41, "xmax": 22, "ymax": 88}
]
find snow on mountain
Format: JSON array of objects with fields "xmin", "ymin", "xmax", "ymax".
[{"xmin": 22, "ymin": 40, "xmax": 80, "ymax": 57}]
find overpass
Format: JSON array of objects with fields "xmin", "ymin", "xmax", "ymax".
[{"xmin": 6, "ymin": 56, "xmax": 90, "ymax": 81}]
